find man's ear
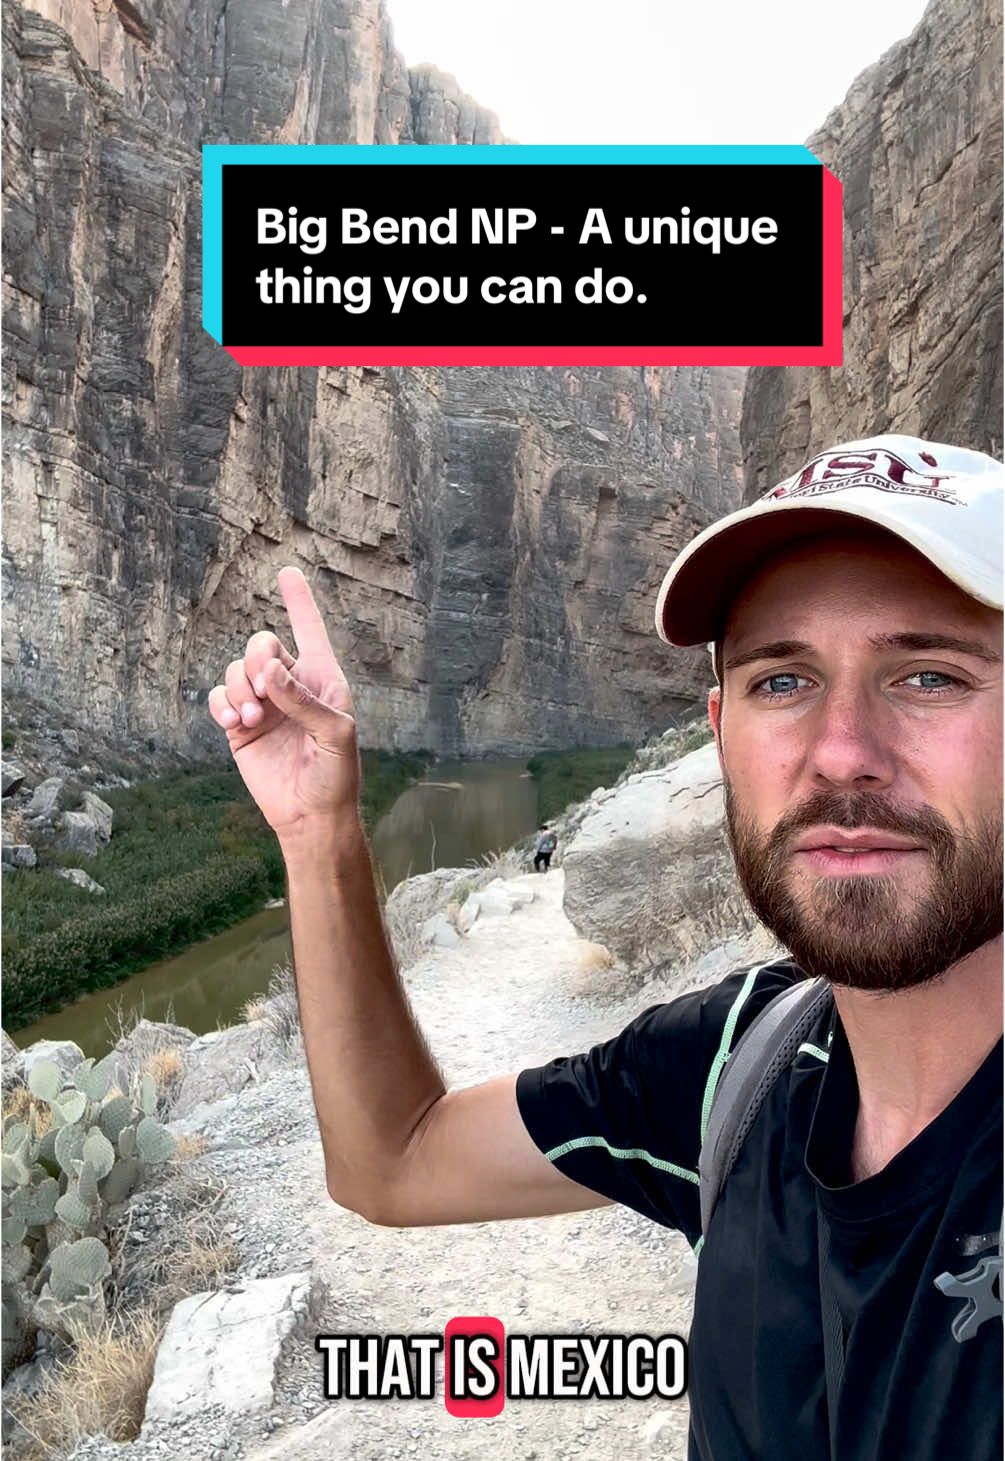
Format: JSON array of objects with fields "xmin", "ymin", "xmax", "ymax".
[{"xmin": 708, "ymin": 686, "xmax": 726, "ymax": 774}]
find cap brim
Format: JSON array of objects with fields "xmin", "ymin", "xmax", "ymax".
[{"xmin": 656, "ymin": 496, "xmax": 1003, "ymax": 646}]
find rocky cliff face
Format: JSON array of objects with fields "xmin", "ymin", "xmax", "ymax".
[
  {"xmin": 2, "ymin": 0, "xmax": 743, "ymax": 757},
  {"xmin": 741, "ymin": 0, "xmax": 1003, "ymax": 498}
]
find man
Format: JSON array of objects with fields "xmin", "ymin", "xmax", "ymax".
[
  {"xmin": 534, "ymin": 824, "xmax": 557, "ymax": 872},
  {"xmin": 209, "ymin": 435, "xmax": 1003, "ymax": 1459}
]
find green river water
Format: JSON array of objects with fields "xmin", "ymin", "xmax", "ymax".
[{"xmin": 12, "ymin": 760, "xmax": 539, "ymax": 1058}]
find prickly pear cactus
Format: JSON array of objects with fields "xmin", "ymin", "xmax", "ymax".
[{"xmin": 1, "ymin": 1057, "xmax": 176, "ymax": 1361}]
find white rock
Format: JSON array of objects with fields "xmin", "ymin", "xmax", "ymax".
[
  {"xmin": 25, "ymin": 776, "xmax": 69, "ymax": 819},
  {"xmin": 1, "ymin": 844, "xmax": 36, "ymax": 869},
  {"xmin": 640, "ymin": 1412, "xmax": 679, "ymax": 1450},
  {"xmin": 419, "ymin": 913, "xmax": 461, "ymax": 949},
  {"xmin": 56, "ymin": 810, "xmax": 98, "ymax": 858},
  {"xmin": 144, "ymin": 1271, "xmax": 324, "ymax": 1421},
  {"xmin": 54, "ymin": 867, "xmax": 105, "ymax": 894},
  {"xmin": 81, "ymin": 790, "xmax": 114, "ymax": 841},
  {"xmin": 562, "ymin": 741, "xmax": 750, "ymax": 970},
  {"xmin": 21, "ymin": 1039, "xmax": 85, "ymax": 1084},
  {"xmin": 456, "ymin": 894, "xmax": 481, "ymax": 934}
]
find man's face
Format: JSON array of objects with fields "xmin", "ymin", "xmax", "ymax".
[{"xmin": 709, "ymin": 526, "xmax": 1003, "ymax": 990}]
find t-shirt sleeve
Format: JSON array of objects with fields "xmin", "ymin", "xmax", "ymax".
[{"xmin": 515, "ymin": 960, "xmax": 800, "ymax": 1246}]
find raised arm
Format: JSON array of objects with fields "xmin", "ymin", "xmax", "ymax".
[{"xmin": 208, "ymin": 567, "xmax": 608, "ymax": 1226}]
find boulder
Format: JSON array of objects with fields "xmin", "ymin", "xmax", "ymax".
[
  {"xmin": 20, "ymin": 1040, "xmax": 85, "ymax": 1086},
  {"xmin": 419, "ymin": 912, "xmax": 461, "ymax": 949},
  {"xmin": 1, "ymin": 1031, "xmax": 25, "ymax": 1092},
  {"xmin": 1, "ymin": 845, "xmax": 36, "ymax": 870},
  {"xmin": 24, "ymin": 777, "xmax": 69, "ymax": 820},
  {"xmin": 55, "ymin": 811, "xmax": 98, "ymax": 858},
  {"xmin": 60, "ymin": 729, "xmax": 80, "ymax": 756},
  {"xmin": 456, "ymin": 894, "xmax": 481, "ymax": 934},
  {"xmin": 384, "ymin": 867, "xmax": 474, "ymax": 957},
  {"xmin": 171, "ymin": 1022, "xmax": 287, "ymax": 1119},
  {"xmin": 562, "ymin": 742, "xmax": 756, "ymax": 972},
  {"xmin": 144, "ymin": 1271, "xmax": 324, "ymax": 1422},
  {"xmin": 95, "ymin": 1018, "xmax": 196, "ymax": 1102},
  {"xmin": 1, "ymin": 762, "xmax": 25, "ymax": 797},
  {"xmin": 80, "ymin": 791, "xmax": 114, "ymax": 842},
  {"xmin": 53, "ymin": 867, "xmax": 105, "ymax": 894}
]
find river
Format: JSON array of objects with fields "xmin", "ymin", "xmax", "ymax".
[{"xmin": 12, "ymin": 759, "xmax": 540, "ymax": 1058}]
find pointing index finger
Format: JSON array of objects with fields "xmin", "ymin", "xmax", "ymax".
[{"xmin": 277, "ymin": 566, "xmax": 333, "ymax": 660}]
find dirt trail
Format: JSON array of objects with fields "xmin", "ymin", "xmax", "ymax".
[{"xmin": 74, "ymin": 872, "xmax": 696, "ymax": 1461}]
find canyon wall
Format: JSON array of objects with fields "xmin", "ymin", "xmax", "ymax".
[
  {"xmin": 2, "ymin": 0, "xmax": 742, "ymax": 757},
  {"xmin": 741, "ymin": 0, "xmax": 1003, "ymax": 498}
]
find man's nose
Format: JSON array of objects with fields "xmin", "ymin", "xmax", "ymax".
[{"xmin": 804, "ymin": 679, "xmax": 898, "ymax": 791}]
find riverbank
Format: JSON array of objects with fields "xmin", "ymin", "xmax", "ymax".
[{"xmin": 2, "ymin": 752, "xmax": 430, "ymax": 1033}]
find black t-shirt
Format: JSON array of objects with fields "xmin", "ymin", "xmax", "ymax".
[{"xmin": 516, "ymin": 961, "xmax": 1003, "ymax": 1460}]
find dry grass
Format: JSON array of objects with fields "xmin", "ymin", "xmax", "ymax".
[
  {"xmin": 2, "ymin": 1085, "xmax": 53, "ymax": 1136},
  {"xmin": 258, "ymin": 965, "xmax": 300, "ymax": 1045},
  {"xmin": 141, "ymin": 1047, "xmax": 183, "ymax": 1088},
  {"xmin": 170, "ymin": 1133, "xmax": 208, "ymax": 1161},
  {"xmin": 8, "ymin": 1309, "xmax": 162, "ymax": 1456},
  {"xmin": 576, "ymin": 941, "xmax": 616, "ymax": 973},
  {"xmin": 148, "ymin": 1235, "xmax": 239, "ymax": 1309},
  {"xmin": 241, "ymin": 995, "xmax": 268, "ymax": 1023}
]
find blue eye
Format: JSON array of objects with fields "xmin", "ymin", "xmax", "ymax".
[
  {"xmin": 755, "ymin": 673, "xmax": 804, "ymax": 698},
  {"xmin": 902, "ymin": 670, "xmax": 962, "ymax": 693}
]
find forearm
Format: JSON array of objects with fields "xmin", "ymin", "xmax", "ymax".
[{"xmin": 280, "ymin": 816, "xmax": 445, "ymax": 1219}]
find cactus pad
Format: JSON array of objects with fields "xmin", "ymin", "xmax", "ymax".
[
  {"xmin": 10, "ymin": 1177, "xmax": 59, "ymax": 1227},
  {"xmin": 135, "ymin": 1117, "xmax": 176, "ymax": 1164},
  {"xmin": 26, "ymin": 1061, "xmax": 62, "ymax": 1103},
  {"xmin": 48, "ymin": 1237, "xmax": 110, "ymax": 1300},
  {"xmin": 82, "ymin": 1129, "xmax": 115, "ymax": 1182},
  {"xmin": 73, "ymin": 1059, "xmax": 110, "ymax": 1103},
  {"xmin": 99, "ymin": 1095, "xmax": 132, "ymax": 1144}
]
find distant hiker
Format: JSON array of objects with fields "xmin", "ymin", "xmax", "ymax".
[{"xmin": 533, "ymin": 825, "xmax": 557, "ymax": 872}]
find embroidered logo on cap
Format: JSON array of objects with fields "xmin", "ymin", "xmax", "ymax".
[{"xmin": 764, "ymin": 449, "xmax": 962, "ymax": 506}]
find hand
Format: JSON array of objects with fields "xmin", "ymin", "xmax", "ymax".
[{"xmin": 208, "ymin": 567, "xmax": 360, "ymax": 841}]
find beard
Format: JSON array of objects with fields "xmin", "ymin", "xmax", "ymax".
[{"xmin": 724, "ymin": 783, "xmax": 1003, "ymax": 991}]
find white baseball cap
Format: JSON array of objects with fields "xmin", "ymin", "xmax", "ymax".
[{"xmin": 655, "ymin": 434, "xmax": 1004, "ymax": 647}]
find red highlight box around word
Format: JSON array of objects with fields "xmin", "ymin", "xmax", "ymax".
[{"xmin": 444, "ymin": 1316, "xmax": 505, "ymax": 1417}]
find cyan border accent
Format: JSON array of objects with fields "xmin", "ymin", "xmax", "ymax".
[{"xmin": 201, "ymin": 143, "xmax": 820, "ymax": 342}]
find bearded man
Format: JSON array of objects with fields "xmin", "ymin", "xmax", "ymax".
[{"xmin": 209, "ymin": 435, "xmax": 1003, "ymax": 1461}]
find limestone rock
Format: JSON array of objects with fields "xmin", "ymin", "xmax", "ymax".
[
  {"xmin": 0, "ymin": 844, "xmax": 36, "ymax": 870},
  {"xmin": 172, "ymin": 1022, "xmax": 288, "ymax": 1119},
  {"xmin": 741, "ymin": 0, "xmax": 1002, "ymax": 494},
  {"xmin": 143, "ymin": 1271, "xmax": 324, "ymax": 1422},
  {"xmin": 53, "ymin": 866, "xmax": 105, "ymax": 894},
  {"xmin": 384, "ymin": 867, "xmax": 473, "ymax": 952},
  {"xmin": 55, "ymin": 811, "xmax": 98, "ymax": 858},
  {"xmin": 95, "ymin": 1018, "xmax": 196, "ymax": 1102},
  {"xmin": 24, "ymin": 777, "xmax": 69, "ymax": 821},
  {"xmin": 1, "ymin": 762, "xmax": 25, "ymax": 797},
  {"xmin": 20, "ymin": 1039, "xmax": 84, "ymax": 1085},
  {"xmin": 562, "ymin": 742, "xmax": 756, "ymax": 971},
  {"xmin": 419, "ymin": 912, "xmax": 461, "ymax": 949},
  {"xmin": 80, "ymin": 790, "xmax": 114, "ymax": 842},
  {"xmin": 1, "ymin": 1031, "xmax": 24, "ymax": 1091}
]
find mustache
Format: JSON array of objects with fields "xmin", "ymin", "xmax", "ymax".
[{"xmin": 758, "ymin": 790, "xmax": 958, "ymax": 861}]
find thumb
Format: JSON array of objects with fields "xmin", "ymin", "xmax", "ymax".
[{"xmin": 261, "ymin": 659, "xmax": 355, "ymax": 753}]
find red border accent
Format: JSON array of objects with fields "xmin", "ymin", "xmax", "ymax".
[
  {"xmin": 228, "ymin": 342, "xmax": 837, "ymax": 365},
  {"xmin": 226, "ymin": 168, "xmax": 843, "ymax": 368},
  {"xmin": 820, "ymin": 165, "xmax": 843, "ymax": 366}
]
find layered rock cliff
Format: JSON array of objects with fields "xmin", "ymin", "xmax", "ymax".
[
  {"xmin": 2, "ymin": 0, "xmax": 743, "ymax": 758},
  {"xmin": 741, "ymin": 0, "xmax": 1003, "ymax": 497}
]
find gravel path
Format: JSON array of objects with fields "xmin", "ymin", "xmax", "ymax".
[{"xmin": 73, "ymin": 872, "xmax": 699, "ymax": 1461}]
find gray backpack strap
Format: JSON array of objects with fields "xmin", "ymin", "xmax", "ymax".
[{"xmin": 699, "ymin": 978, "xmax": 833, "ymax": 1238}]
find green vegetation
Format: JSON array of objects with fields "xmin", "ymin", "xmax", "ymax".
[
  {"xmin": 2, "ymin": 751, "xmax": 429, "ymax": 1031},
  {"xmin": 2, "ymin": 727, "xmax": 16, "ymax": 750},
  {"xmin": 526, "ymin": 745, "xmax": 635, "ymax": 824}
]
